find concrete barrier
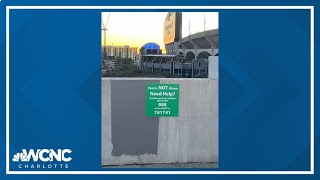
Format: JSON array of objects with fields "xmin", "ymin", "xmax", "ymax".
[
  {"xmin": 102, "ymin": 77, "xmax": 218, "ymax": 166},
  {"xmin": 208, "ymin": 56, "xmax": 219, "ymax": 80}
]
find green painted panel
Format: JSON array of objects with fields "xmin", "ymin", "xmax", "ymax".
[{"xmin": 146, "ymin": 84, "xmax": 179, "ymax": 117}]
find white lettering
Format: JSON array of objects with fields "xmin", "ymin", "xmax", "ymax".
[
  {"xmin": 62, "ymin": 149, "xmax": 72, "ymax": 162},
  {"xmin": 49, "ymin": 149, "xmax": 61, "ymax": 162},
  {"xmin": 22, "ymin": 149, "xmax": 40, "ymax": 162},
  {"xmin": 39, "ymin": 149, "xmax": 51, "ymax": 162}
]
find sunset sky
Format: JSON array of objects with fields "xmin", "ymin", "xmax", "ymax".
[{"xmin": 101, "ymin": 12, "xmax": 219, "ymax": 52}]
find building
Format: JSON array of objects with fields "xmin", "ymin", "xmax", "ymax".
[
  {"xmin": 139, "ymin": 12, "xmax": 219, "ymax": 78},
  {"xmin": 163, "ymin": 12, "xmax": 218, "ymax": 59},
  {"xmin": 163, "ymin": 12, "xmax": 182, "ymax": 55},
  {"xmin": 140, "ymin": 42, "xmax": 162, "ymax": 55},
  {"xmin": 101, "ymin": 45, "xmax": 139, "ymax": 69},
  {"xmin": 102, "ymin": 45, "xmax": 138, "ymax": 61}
]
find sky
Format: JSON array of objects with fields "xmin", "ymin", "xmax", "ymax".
[{"xmin": 101, "ymin": 12, "xmax": 219, "ymax": 52}]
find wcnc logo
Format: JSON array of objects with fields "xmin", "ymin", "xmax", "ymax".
[{"xmin": 12, "ymin": 149, "xmax": 72, "ymax": 169}]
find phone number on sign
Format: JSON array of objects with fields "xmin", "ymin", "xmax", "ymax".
[{"xmin": 154, "ymin": 110, "xmax": 171, "ymax": 115}]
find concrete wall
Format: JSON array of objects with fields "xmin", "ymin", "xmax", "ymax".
[
  {"xmin": 102, "ymin": 77, "xmax": 218, "ymax": 166},
  {"xmin": 209, "ymin": 56, "xmax": 219, "ymax": 80}
]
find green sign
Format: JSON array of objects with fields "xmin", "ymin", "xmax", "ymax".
[{"xmin": 146, "ymin": 84, "xmax": 179, "ymax": 117}]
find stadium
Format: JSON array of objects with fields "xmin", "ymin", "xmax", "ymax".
[{"xmin": 139, "ymin": 12, "xmax": 219, "ymax": 78}]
